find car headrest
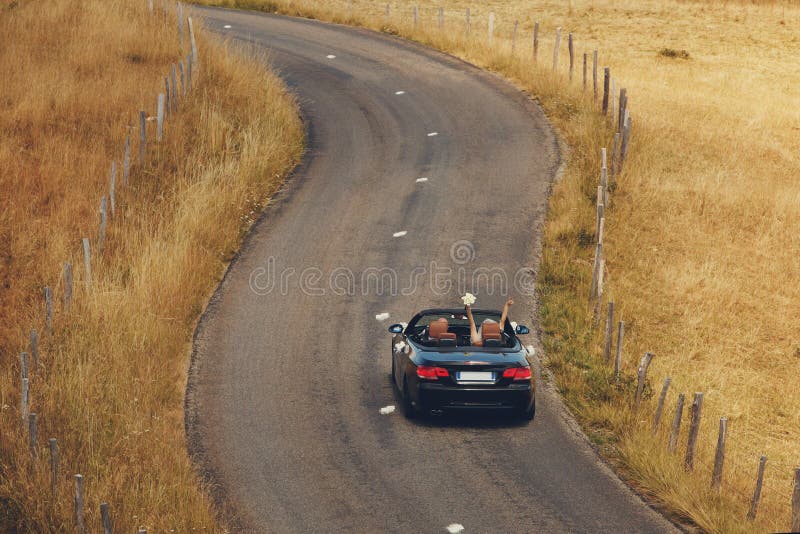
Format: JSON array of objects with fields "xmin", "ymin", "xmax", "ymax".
[
  {"xmin": 428, "ymin": 318, "xmax": 449, "ymax": 339},
  {"xmin": 483, "ymin": 338, "xmax": 501, "ymax": 347},
  {"xmin": 481, "ymin": 321, "xmax": 502, "ymax": 341},
  {"xmin": 438, "ymin": 337, "xmax": 457, "ymax": 347}
]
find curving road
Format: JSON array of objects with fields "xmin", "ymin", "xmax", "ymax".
[{"xmin": 187, "ymin": 7, "xmax": 676, "ymax": 533}]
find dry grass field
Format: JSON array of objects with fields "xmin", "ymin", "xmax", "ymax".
[
  {"xmin": 0, "ymin": 0, "xmax": 302, "ymax": 530},
  {"xmin": 195, "ymin": 0, "xmax": 800, "ymax": 531}
]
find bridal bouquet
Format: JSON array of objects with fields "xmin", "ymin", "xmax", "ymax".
[{"xmin": 461, "ymin": 293, "xmax": 476, "ymax": 306}]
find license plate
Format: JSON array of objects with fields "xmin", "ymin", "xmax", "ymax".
[{"xmin": 456, "ymin": 371, "xmax": 495, "ymax": 382}]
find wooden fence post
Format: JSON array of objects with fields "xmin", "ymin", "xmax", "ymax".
[
  {"xmin": 592, "ymin": 50, "xmax": 598, "ymax": 99},
  {"xmin": 109, "ymin": 161, "xmax": 116, "ymax": 217},
  {"xmin": 413, "ymin": 4, "xmax": 418, "ymax": 30},
  {"xmin": 147, "ymin": 0, "xmax": 153, "ymax": 14},
  {"xmin": 603, "ymin": 301, "xmax": 614, "ymax": 362},
  {"xmin": 139, "ymin": 111, "xmax": 146, "ymax": 166},
  {"xmin": 465, "ymin": 8, "xmax": 470, "ymax": 36},
  {"xmin": 188, "ymin": 16, "xmax": 198, "ymax": 72},
  {"xmin": 684, "ymin": 392, "xmax": 704, "ymax": 470},
  {"xmin": 711, "ymin": 417, "xmax": 727, "ymax": 490},
  {"xmin": 177, "ymin": 2, "xmax": 184, "ymax": 45},
  {"xmin": 156, "ymin": 94, "xmax": 165, "ymax": 142},
  {"xmin": 64, "ymin": 262, "xmax": 72, "ymax": 311},
  {"xmin": 123, "ymin": 132, "xmax": 131, "ymax": 185},
  {"xmin": 746, "ymin": 455, "xmax": 767, "ymax": 521},
  {"xmin": 30, "ymin": 329, "xmax": 39, "ymax": 366},
  {"xmin": 384, "ymin": 2, "xmax": 389, "ymax": 22},
  {"xmin": 488, "ymin": 12, "xmax": 495, "ymax": 44},
  {"xmin": 582, "ymin": 52, "xmax": 587, "ymax": 91},
  {"xmin": 620, "ymin": 114, "xmax": 632, "ymax": 170},
  {"xmin": 611, "ymin": 132, "xmax": 620, "ymax": 180},
  {"xmin": 792, "ymin": 468, "xmax": 800, "ymax": 532},
  {"xmin": 82, "ymin": 238, "xmax": 92, "ymax": 291},
  {"xmin": 596, "ymin": 194, "xmax": 604, "ymax": 242},
  {"xmin": 634, "ymin": 352, "xmax": 654, "ymax": 410},
  {"xmin": 45, "ymin": 286, "xmax": 53, "ymax": 332},
  {"xmin": 533, "ymin": 22, "xmax": 539, "ymax": 61},
  {"xmin": 98, "ymin": 197, "xmax": 107, "ymax": 253},
  {"xmin": 438, "ymin": 7, "xmax": 443, "ymax": 30},
  {"xmin": 668, "ymin": 393, "xmax": 685, "ymax": 453},
  {"xmin": 597, "ymin": 257, "xmax": 605, "ymax": 299},
  {"xmin": 602, "ymin": 67, "xmax": 610, "ymax": 115},
  {"xmin": 100, "ymin": 502, "xmax": 112, "ymax": 534},
  {"xmin": 170, "ymin": 64, "xmax": 178, "ymax": 109},
  {"xmin": 568, "ymin": 33, "xmax": 574, "ymax": 81},
  {"xmin": 28, "ymin": 413, "xmax": 38, "ymax": 457},
  {"xmin": 590, "ymin": 243, "xmax": 603, "ymax": 299},
  {"xmin": 614, "ymin": 320, "xmax": 624, "ymax": 377},
  {"xmin": 619, "ymin": 87, "xmax": 627, "ymax": 132},
  {"xmin": 75, "ymin": 474, "xmax": 86, "ymax": 534},
  {"xmin": 652, "ymin": 377, "xmax": 671, "ymax": 434},
  {"xmin": 49, "ymin": 438, "xmax": 59, "ymax": 497},
  {"xmin": 597, "ymin": 215, "xmax": 605, "ymax": 249},
  {"xmin": 601, "ymin": 147, "xmax": 608, "ymax": 206},
  {"xmin": 610, "ymin": 78, "xmax": 616, "ymax": 125},
  {"xmin": 21, "ymin": 351, "xmax": 28, "ymax": 383},
  {"xmin": 21, "ymin": 377, "xmax": 29, "ymax": 422},
  {"xmin": 511, "ymin": 20, "xmax": 518, "ymax": 54},
  {"xmin": 552, "ymin": 28, "xmax": 561, "ymax": 71},
  {"xmin": 164, "ymin": 77, "xmax": 171, "ymax": 116},
  {"xmin": 179, "ymin": 61, "xmax": 186, "ymax": 97}
]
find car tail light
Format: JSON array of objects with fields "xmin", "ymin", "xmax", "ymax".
[
  {"xmin": 417, "ymin": 366, "xmax": 449, "ymax": 380},
  {"xmin": 502, "ymin": 366, "xmax": 532, "ymax": 381}
]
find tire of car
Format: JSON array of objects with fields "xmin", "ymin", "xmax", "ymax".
[{"xmin": 520, "ymin": 395, "xmax": 536, "ymax": 421}]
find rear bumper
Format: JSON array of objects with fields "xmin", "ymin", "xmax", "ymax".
[{"xmin": 417, "ymin": 381, "xmax": 533, "ymax": 411}]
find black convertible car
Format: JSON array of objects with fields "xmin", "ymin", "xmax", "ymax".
[{"xmin": 388, "ymin": 308, "xmax": 535, "ymax": 420}]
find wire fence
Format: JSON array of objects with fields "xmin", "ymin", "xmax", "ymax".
[
  {"xmin": 14, "ymin": 1, "xmax": 198, "ymax": 531},
  {"xmin": 12, "ymin": 1, "xmax": 800, "ymax": 532}
]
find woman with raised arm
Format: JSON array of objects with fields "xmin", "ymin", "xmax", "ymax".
[{"xmin": 465, "ymin": 297, "xmax": 513, "ymax": 346}]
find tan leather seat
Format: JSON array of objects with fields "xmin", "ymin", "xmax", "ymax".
[
  {"xmin": 429, "ymin": 318, "xmax": 456, "ymax": 342},
  {"xmin": 481, "ymin": 321, "xmax": 502, "ymax": 342}
]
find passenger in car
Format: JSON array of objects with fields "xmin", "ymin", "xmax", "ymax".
[{"xmin": 465, "ymin": 298, "xmax": 513, "ymax": 346}]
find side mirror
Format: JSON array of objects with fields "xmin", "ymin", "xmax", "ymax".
[
  {"xmin": 515, "ymin": 325, "xmax": 530, "ymax": 335},
  {"xmin": 388, "ymin": 324, "xmax": 404, "ymax": 334}
]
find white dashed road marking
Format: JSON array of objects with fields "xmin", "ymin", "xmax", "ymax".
[
  {"xmin": 395, "ymin": 90, "xmax": 406, "ymax": 95},
  {"xmin": 393, "ymin": 231, "xmax": 407, "ymax": 237},
  {"xmin": 526, "ymin": 345, "xmax": 535, "ymax": 356},
  {"xmin": 445, "ymin": 524, "xmax": 464, "ymax": 533},
  {"xmin": 223, "ymin": 24, "xmax": 231, "ymax": 29},
  {"xmin": 375, "ymin": 312, "xmax": 390, "ymax": 321},
  {"xmin": 427, "ymin": 132, "xmax": 439, "ymax": 137},
  {"xmin": 326, "ymin": 54, "xmax": 336, "ymax": 59},
  {"xmin": 415, "ymin": 177, "xmax": 429, "ymax": 183},
  {"xmin": 379, "ymin": 405, "xmax": 396, "ymax": 415}
]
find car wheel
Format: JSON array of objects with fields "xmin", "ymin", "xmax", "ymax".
[
  {"xmin": 402, "ymin": 378, "xmax": 417, "ymax": 419},
  {"xmin": 520, "ymin": 395, "xmax": 536, "ymax": 421}
]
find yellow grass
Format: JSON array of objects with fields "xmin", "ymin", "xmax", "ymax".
[
  {"xmin": 193, "ymin": 1, "xmax": 800, "ymax": 531},
  {"xmin": 0, "ymin": 0, "xmax": 302, "ymax": 530}
]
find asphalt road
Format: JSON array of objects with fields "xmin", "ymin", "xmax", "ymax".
[{"xmin": 187, "ymin": 7, "xmax": 677, "ymax": 533}]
